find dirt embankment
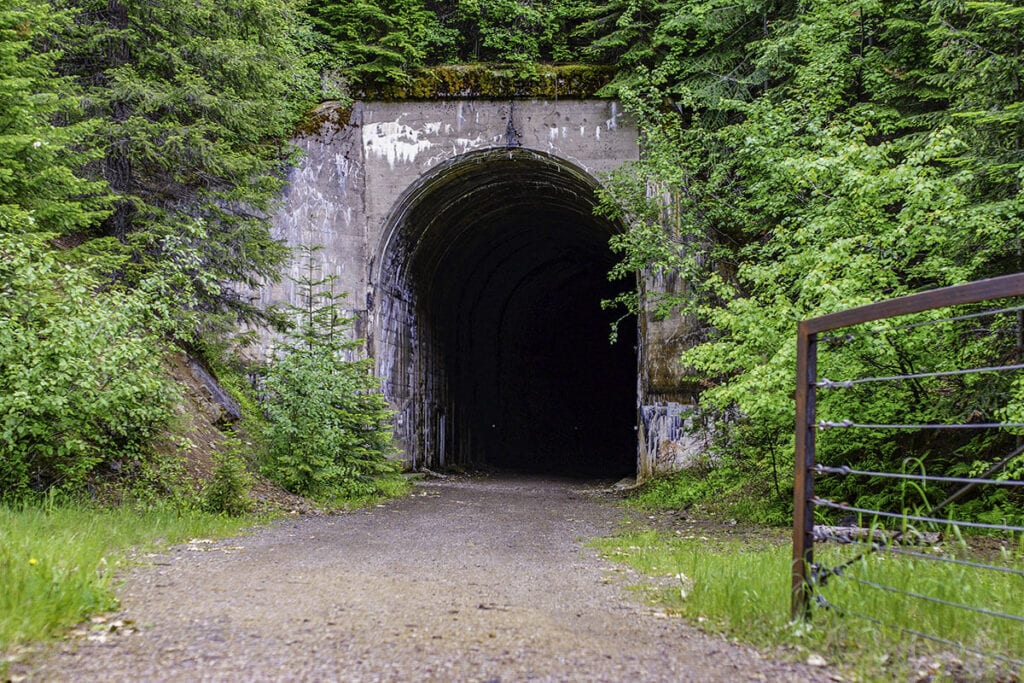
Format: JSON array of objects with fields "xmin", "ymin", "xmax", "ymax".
[{"xmin": 158, "ymin": 353, "xmax": 316, "ymax": 514}]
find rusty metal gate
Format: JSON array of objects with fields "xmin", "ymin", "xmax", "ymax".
[{"xmin": 792, "ymin": 273, "xmax": 1024, "ymax": 664}]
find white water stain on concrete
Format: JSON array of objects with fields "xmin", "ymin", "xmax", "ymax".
[{"xmin": 364, "ymin": 119, "xmax": 434, "ymax": 169}]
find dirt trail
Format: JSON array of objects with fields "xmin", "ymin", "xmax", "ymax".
[{"xmin": 15, "ymin": 477, "xmax": 829, "ymax": 682}]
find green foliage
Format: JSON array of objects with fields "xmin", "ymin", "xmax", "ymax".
[
  {"xmin": 0, "ymin": 229, "xmax": 177, "ymax": 500},
  {"xmin": 202, "ymin": 436, "xmax": 254, "ymax": 516},
  {"xmin": 930, "ymin": 0, "xmax": 1024, "ymax": 202},
  {"xmin": 461, "ymin": 0, "xmax": 548, "ymax": 67},
  {"xmin": 599, "ymin": 0, "xmax": 1024, "ymax": 518},
  {"xmin": 572, "ymin": 0, "xmax": 661, "ymax": 74},
  {"xmin": 307, "ymin": 0, "xmax": 453, "ymax": 87},
  {"xmin": 0, "ymin": 499, "xmax": 252, "ymax": 650},
  {"xmin": 629, "ymin": 465, "xmax": 790, "ymax": 526},
  {"xmin": 311, "ymin": 0, "xmax": 629, "ymax": 85},
  {"xmin": 262, "ymin": 249, "xmax": 397, "ymax": 500},
  {"xmin": 0, "ymin": 0, "xmax": 109, "ymax": 233},
  {"xmin": 54, "ymin": 0, "xmax": 317, "ymax": 330},
  {"xmin": 0, "ymin": 1, "xmax": 194, "ymax": 501}
]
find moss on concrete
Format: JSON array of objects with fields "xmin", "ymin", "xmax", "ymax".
[
  {"xmin": 359, "ymin": 64, "xmax": 616, "ymax": 100},
  {"xmin": 295, "ymin": 101, "xmax": 353, "ymax": 137}
]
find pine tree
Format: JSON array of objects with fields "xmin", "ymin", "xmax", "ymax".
[
  {"xmin": 53, "ymin": 0, "xmax": 316, "ymax": 329},
  {"xmin": 475, "ymin": 0, "xmax": 548, "ymax": 66},
  {"xmin": 262, "ymin": 248, "xmax": 396, "ymax": 499},
  {"xmin": 305, "ymin": 0, "xmax": 450, "ymax": 86},
  {"xmin": 928, "ymin": 1, "xmax": 1024, "ymax": 223},
  {"xmin": 0, "ymin": 0, "xmax": 108, "ymax": 233},
  {"xmin": 573, "ymin": 0, "xmax": 661, "ymax": 70}
]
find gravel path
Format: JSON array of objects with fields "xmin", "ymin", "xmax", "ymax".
[{"xmin": 15, "ymin": 477, "xmax": 831, "ymax": 682}]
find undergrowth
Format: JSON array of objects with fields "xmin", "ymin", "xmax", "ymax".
[
  {"xmin": 592, "ymin": 529, "xmax": 1023, "ymax": 680},
  {"xmin": 317, "ymin": 471, "xmax": 412, "ymax": 510},
  {"xmin": 0, "ymin": 499, "xmax": 255, "ymax": 653},
  {"xmin": 628, "ymin": 468, "xmax": 791, "ymax": 527}
]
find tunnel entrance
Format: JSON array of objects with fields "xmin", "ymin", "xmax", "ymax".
[{"xmin": 373, "ymin": 149, "xmax": 636, "ymax": 479}]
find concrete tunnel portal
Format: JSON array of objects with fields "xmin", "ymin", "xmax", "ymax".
[{"xmin": 373, "ymin": 148, "xmax": 637, "ymax": 479}]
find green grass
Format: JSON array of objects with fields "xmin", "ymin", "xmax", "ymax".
[
  {"xmin": 0, "ymin": 501, "xmax": 254, "ymax": 652},
  {"xmin": 591, "ymin": 529, "xmax": 1023, "ymax": 680},
  {"xmin": 627, "ymin": 469, "xmax": 792, "ymax": 526}
]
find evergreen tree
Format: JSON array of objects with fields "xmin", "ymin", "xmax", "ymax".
[
  {"xmin": 305, "ymin": 0, "xmax": 451, "ymax": 86},
  {"xmin": 54, "ymin": 0, "xmax": 317, "ymax": 330},
  {"xmin": 573, "ymin": 0, "xmax": 662, "ymax": 71},
  {"xmin": 928, "ymin": 0, "xmax": 1024, "ymax": 270},
  {"xmin": 262, "ymin": 248, "xmax": 396, "ymax": 499},
  {"xmin": 474, "ymin": 0, "xmax": 548, "ymax": 66},
  {"xmin": 0, "ymin": 0, "xmax": 108, "ymax": 233}
]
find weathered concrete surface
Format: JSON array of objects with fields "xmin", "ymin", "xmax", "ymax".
[
  {"xmin": 261, "ymin": 100, "xmax": 635, "ymax": 317},
  {"xmin": 360, "ymin": 99, "xmax": 635, "ymax": 248},
  {"xmin": 260, "ymin": 99, "xmax": 701, "ymax": 479}
]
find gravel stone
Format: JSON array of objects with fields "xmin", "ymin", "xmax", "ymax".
[{"xmin": 14, "ymin": 476, "xmax": 832, "ymax": 682}]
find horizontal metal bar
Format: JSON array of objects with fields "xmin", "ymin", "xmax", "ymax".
[
  {"xmin": 817, "ymin": 362, "xmax": 1024, "ymax": 388},
  {"xmin": 821, "ymin": 303, "xmax": 1024, "ymax": 342},
  {"xmin": 811, "ymin": 498, "xmax": 1024, "ymax": 533},
  {"xmin": 836, "ymin": 572, "xmax": 1024, "ymax": 624},
  {"xmin": 801, "ymin": 273, "xmax": 1024, "ymax": 335},
  {"xmin": 813, "ymin": 464, "xmax": 1024, "ymax": 487},
  {"xmin": 834, "ymin": 538, "xmax": 1024, "ymax": 577},
  {"xmin": 818, "ymin": 421, "xmax": 1024, "ymax": 430},
  {"xmin": 929, "ymin": 445, "xmax": 1024, "ymax": 517}
]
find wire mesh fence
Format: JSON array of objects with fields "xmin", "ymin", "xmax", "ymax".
[{"xmin": 792, "ymin": 273, "xmax": 1024, "ymax": 668}]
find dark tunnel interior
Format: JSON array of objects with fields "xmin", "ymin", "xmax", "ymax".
[{"xmin": 380, "ymin": 149, "xmax": 637, "ymax": 478}]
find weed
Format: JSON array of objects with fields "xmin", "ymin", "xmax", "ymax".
[
  {"xmin": 628, "ymin": 469, "xmax": 790, "ymax": 526},
  {"xmin": 317, "ymin": 471, "xmax": 412, "ymax": 510}
]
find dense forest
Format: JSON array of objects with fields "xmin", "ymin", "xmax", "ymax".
[{"xmin": 1, "ymin": 0, "xmax": 1022, "ymax": 520}]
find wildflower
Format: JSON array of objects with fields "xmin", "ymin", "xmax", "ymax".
[{"xmin": 29, "ymin": 557, "xmax": 38, "ymax": 566}]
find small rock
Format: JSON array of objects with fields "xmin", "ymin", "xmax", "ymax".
[
  {"xmin": 807, "ymin": 654, "xmax": 828, "ymax": 667},
  {"xmin": 610, "ymin": 476, "xmax": 637, "ymax": 491}
]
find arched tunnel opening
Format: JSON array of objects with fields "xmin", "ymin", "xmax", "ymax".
[{"xmin": 375, "ymin": 149, "xmax": 636, "ymax": 479}]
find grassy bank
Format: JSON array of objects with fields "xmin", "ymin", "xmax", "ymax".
[
  {"xmin": 592, "ymin": 529, "xmax": 1023, "ymax": 679},
  {"xmin": 0, "ymin": 502, "xmax": 255, "ymax": 652},
  {"xmin": 625, "ymin": 468, "xmax": 792, "ymax": 527}
]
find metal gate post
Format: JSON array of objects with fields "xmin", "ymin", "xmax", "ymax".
[{"xmin": 792, "ymin": 323, "xmax": 817, "ymax": 620}]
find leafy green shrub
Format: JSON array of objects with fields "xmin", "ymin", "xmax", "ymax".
[
  {"xmin": 261, "ymin": 248, "xmax": 397, "ymax": 500},
  {"xmin": 597, "ymin": 0, "xmax": 1024, "ymax": 521},
  {"xmin": 0, "ymin": 229, "xmax": 176, "ymax": 499}
]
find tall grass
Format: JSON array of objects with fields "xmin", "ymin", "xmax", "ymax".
[
  {"xmin": 592, "ymin": 530, "xmax": 1023, "ymax": 678},
  {"xmin": 0, "ymin": 501, "xmax": 252, "ymax": 651}
]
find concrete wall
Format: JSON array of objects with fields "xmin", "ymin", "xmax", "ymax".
[{"xmin": 260, "ymin": 98, "xmax": 702, "ymax": 479}]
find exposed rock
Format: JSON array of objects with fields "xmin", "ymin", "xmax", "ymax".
[{"xmin": 184, "ymin": 356, "xmax": 242, "ymax": 426}]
